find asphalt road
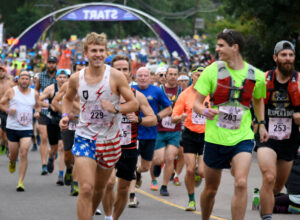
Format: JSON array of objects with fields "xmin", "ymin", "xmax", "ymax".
[{"xmin": 0, "ymin": 149, "xmax": 298, "ymax": 220}]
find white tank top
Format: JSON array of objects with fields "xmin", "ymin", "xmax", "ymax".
[
  {"xmin": 6, "ymin": 86, "xmax": 35, "ymax": 130},
  {"xmin": 76, "ymin": 65, "xmax": 121, "ymax": 141}
]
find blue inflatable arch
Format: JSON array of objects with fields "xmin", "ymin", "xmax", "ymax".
[{"xmin": 8, "ymin": 2, "xmax": 190, "ymax": 65}]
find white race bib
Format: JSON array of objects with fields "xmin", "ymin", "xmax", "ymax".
[
  {"xmin": 17, "ymin": 112, "xmax": 32, "ymax": 126},
  {"xmin": 192, "ymin": 109, "xmax": 206, "ymax": 125},
  {"xmin": 119, "ymin": 123, "xmax": 132, "ymax": 145},
  {"xmin": 161, "ymin": 116, "xmax": 176, "ymax": 129},
  {"xmin": 268, "ymin": 117, "xmax": 292, "ymax": 140},
  {"xmin": 68, "ymin": 120, "xmax": 78, "ymax": 131},
  {"xmin": 217, "ymin": 106, "xmax": 243, "ymax": 130},
  {"xmin": 83, "ymin": 103, "xmax": 107, "ymax": 125}
]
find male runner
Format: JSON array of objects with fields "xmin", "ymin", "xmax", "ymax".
[
  {"xmin": 150, "ymin": 65, "xmax": 182, "ymax": 196},
  {"xmin": 256, "ymin": 40, "xmax": 300, "ymax": 220},
  {"xmin": 40, "ymin": 69, "xmax": 68, "ymax": 184},
  {"xmin": 0, "ymin": 65, "xmax": 14, "ymax": 155},
  {"xmin": 193, "ymin": 29, "xmax": 268, "ymax": 220},
  {"xmin": 128, "ymin": 67, "xmax": 171, "ymax": 207},
  {"xmin": 172, "ymin": 65, "xmax": 207, "ymax": 210},
  {"xmin": 102, "ymin": 55, "xmax": 156, "ymax": 220},
  {"xmin": 35, "ymin": 56, "xmax": 57, "ymax": 175},
  {"xmin": 0, "ymin": 71, "xmax": 40, "ymax": 191},
  {"xmin": 59, "ymin": 32, "xmax": 138, "ymax": 220},
  {"xmin": 52, "ymin": 77, "xmax": 80, "ymax": 195}
]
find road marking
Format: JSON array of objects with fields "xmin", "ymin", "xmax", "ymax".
[{"xmin": 136, "ymin": 188, "xmax": 227, "ymax": 220}]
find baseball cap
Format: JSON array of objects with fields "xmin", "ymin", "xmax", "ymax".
[
  {"xmin": 56, "ymin": 69, "xmax": 70, "ymax": 77},
  {"xmin": 47, "ymin": 56, "xmax": 58, "ymax": 63},
  {"xmin": 274, "ymin": 40, "xmax": 295, "ymax": 55},
  {"xmin": 178, "ymin": 75, "xmax": 189, "ymax": 81},
  {"xmin": 0, "ymin": 65, "xmax": 7, "ymax": 72},
  {"xmin": 155, "ymin": 67, "xmax": 167, "ymax": 75}
]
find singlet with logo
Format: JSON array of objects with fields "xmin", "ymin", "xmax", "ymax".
[
  {"xmin": 119, "ymin": 88, "xmax": 139, "ymax": 149},
  {"xmin": 265, "ymin": 75, "xmax": 300, "ymax": 140},
  {"xmin": 6, "ymin": 86, "xmax": 35, "ymax": 130},
  {"xmin": 75, "ymin": 65, "xmax": 121, "ymax": 141}
]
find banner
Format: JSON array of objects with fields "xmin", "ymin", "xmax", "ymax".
[{"xmin": 61, "ymin": 6, "xmax": 139, "ymax": 21}]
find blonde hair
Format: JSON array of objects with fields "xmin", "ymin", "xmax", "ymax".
[{"xmin": 83, "ymin": 32, "xmax": 107, "ymax": 51}]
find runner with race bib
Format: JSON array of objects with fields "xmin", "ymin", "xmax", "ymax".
[
  {"xmin": 0, "ymin": 71, "xmax": 40, "ymax": 192},
  {"xmin": 256, "ymin": 40, "xmax": 300, "ymax": 220}
]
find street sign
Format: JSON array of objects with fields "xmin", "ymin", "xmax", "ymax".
[{"xmin": 195, "ymin": 18, "xmax": 205, "ymax": 29}]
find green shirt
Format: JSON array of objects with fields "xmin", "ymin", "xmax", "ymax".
[{"xmin": 194, "ymin": 61, "xmax": 266, "ymax": 146}]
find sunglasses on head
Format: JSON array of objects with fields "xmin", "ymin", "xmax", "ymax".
[{"xmin": 222, "ymin": 28, "xmax": 235, "ymax": 44}]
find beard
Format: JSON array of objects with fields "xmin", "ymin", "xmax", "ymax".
[
  {"xmin": 277, "ymin": 60, "xmax": 294, "ymax": 77},
  {"xmin": 0, "ymin": 75, "xmax": 5, "ymax": 80},
  {"xmin": 19, "ymin": 83, "xmax": 29, "ymax": 89}
]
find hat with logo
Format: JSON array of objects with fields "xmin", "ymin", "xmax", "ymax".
[{"xmin": 274, "ymin": 40, "xmax": 295, "ymax": 55}]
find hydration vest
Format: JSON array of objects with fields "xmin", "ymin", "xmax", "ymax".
[
  {"xmin": 265, "ymin": 70, "xmax": 300, "ymax": 106},
  {"xmin": 211, "ymin": 61, "xmax": 256, "ymax": 108}
]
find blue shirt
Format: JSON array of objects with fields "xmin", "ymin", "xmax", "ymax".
[{"xmin": 132, "ymin": 84, "xmax": 171, "ymax": 140}]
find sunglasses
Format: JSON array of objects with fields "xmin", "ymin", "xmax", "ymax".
[
  {"xmin": 192, "ymin": 66, "xmax": 205, "ymax": 73},
  {"xmin": 159, "ymin": 74, "xmax": 165, "ymax": 77},
  {"xmin": 222, "ymin": 28, "xmax": 235, "ymax": 44},
  {"xmin": 76, "ymin": 61, "xmax": 88, "ymax": 65}
]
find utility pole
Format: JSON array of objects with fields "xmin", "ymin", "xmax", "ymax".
[{"xmin": 192, "ymin": 0, "xmax": 200, "ymax": 36}]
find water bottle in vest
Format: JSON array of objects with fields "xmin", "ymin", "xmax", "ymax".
[{"xmin": 252, "ymin": 188, "xmax": 260, "ymax": 210}]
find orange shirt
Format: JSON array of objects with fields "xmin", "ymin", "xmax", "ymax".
[{"xmin": 172, "ymin": 85, "xmax": 210, "ymax": 133}]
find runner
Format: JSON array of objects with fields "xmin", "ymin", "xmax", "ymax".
[
  {"xmin": 52, "ymin": 77, "xmax": 80, "ymax": 195},
  {"xmin": 0, "ymin": 71, "xmax": 40, "ymax": 191},
  {"xmin": 102, "ymin": 55, "xmax": 156, "ymax": 220},
  {"xmin": 128, "ymin": 66, "xmax": 172, "ymax": 206},
  {"xmin": 0, "ymin": 65, "xmax": 14, "ymax": 155},
  {"xmin": 256, "ymin": 40, "xmax": 300, "ymax": 220},
  {"xmin": 150, "ymin": 65, "xmax": 182, "ymax": 196},
  {"xmin": 35, "ymin": 56, "xmax": 57, "ymax": 175},
  {"xmin": 59, "ymin": 32, "xmax": 138, "ymax": 220},
  {"xmin": 39, "ymin": 69, "xmax": 68, "ymax": 184},
  {"xmin": 171, "ymin": 65, "xmax": 207, "ymax": 210},
  {"xmin": 193, "ymin": 29, "xmax": 268, "ymax": 220}
]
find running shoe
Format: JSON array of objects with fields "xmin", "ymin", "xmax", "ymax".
[
  {"xmin": 135, "ymin": 170, "xmax": 142, "ymax": 188},
  {"xmin": 16, "ymin": 182, "xmax": 25, "ymax": 192},
  {"xmin": 0, "ymin": 146, "xmax": 6, "ymax": 155},
  {"xmin": 150, "ymin": 180, "xmax": 158, "ymax": 191},
  {"xmin": 160, "ymin": 186, "xmax": 169, "ymax": 196},
  {"xmin": 64, "ymin": 172, "xmax": 72, "ymax": 186},
  {"xmin": 31, "ymin": 144, "xmax": 37, "ymax": 152},
  {"xmin": 56, "ymin": 175, "xmax": 64, "ymax": 186},
  {"xmin": 128, "ymin": 196, "xmax": 139, "ymax": 208},
  {"xmin": 185, "ymin": 200, "xmax": 196, "ymax": 211},
  {"xmin": 195, "ymin": 174, "xmax": 202, "ymax": 187},
  {"xmin": 153, "ymin": 165, "xmax": 162, "ymax": 177},
  {"xmin": 9, "ymin": 161, "xmax": 16, "ymax": 173},
  {"xmin": 95, "ymin": 209, "xmax": 102, "ymax": 215},
  {"xmin": 71, "ymin": 183, "xmax": 79, "ymax": 196},
  {"xmin": 41, "ymin": 165, "xmax": 48, "ymax": 175},
  {"xmin": 173, "ymin": 176, "xmax": 181, "ymax": 186},
  {"xmin": 288, "ymin": 204, "xmax": 300, "ymax": 213},
  {"xmin": 47, "ymin": 157, "xmax": 54, "ymax": 173}
]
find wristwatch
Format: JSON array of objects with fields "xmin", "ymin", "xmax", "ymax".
[
  {"xmin": 114, "ymin": 104, "xmax": 120, "ymax": 114},
  {"xmin": 258, "ymin": 120, "xmax": 266, "ymax": 125}
]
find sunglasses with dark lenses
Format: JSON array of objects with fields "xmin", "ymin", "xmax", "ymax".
[
  {"xmin": 192, "ymin": 65, "xmax": 205, "ymax": 73},
  {"xmin": 159, "ymin": 74, "xmax": 165, "ymax": 77},
  {"xmin": 76, "ymin": 61, "xmax": 88, "ymax": 65}
]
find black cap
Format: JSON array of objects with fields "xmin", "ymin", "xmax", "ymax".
[{"xmin": 47, "ymin": 56, "xmax": 58, "ymax": 63}]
